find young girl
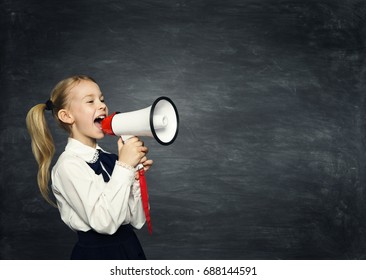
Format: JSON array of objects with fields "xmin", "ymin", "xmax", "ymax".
[{"xmin": 26, "ymin": 75, "xmax": 152, "ymax": 260}]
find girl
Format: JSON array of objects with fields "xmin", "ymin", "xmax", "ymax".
[{"xmin": 26, "ymin": 75, "xmax": 152, "ymax": 260}]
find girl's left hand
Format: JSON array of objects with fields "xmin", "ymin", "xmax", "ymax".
[{"xmin": 135, "ymin": 156, "xmax": 153, "ymax": 180}]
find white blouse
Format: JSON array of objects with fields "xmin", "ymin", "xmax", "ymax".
[{"xmin": 51, "ymin": 138, "xmax": 146, "ymax": 235}]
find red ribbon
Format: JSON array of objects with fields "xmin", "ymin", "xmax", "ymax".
[{"xmin": 138, "ymin": 168, "xmax": 152, "ymax": 234}]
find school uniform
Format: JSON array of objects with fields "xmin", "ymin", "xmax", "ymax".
[{"xmin": 51, "ymin": 138, "xmax": 146, "ymax": 260}]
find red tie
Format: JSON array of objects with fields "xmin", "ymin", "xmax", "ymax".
[{"xmin": 138, "ymin": 167, "xmax": 152, "ymax": 234}]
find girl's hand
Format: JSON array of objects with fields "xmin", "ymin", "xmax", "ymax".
[
  {"xmin": 117, "ymin": 137, "xmax": 147, "ymax": 168},
  {"xmin": 135, "ymin": 156, "xmax": 154, "ymax": 180}
]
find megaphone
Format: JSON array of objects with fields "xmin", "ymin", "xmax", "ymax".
[{"xmin": 101, "ymin": 96, "xmax": 179, "ymax": 145}]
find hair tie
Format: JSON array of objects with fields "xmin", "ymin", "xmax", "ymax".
[{"xmin": 45, "ymin": 99, "xmax": 54, "ymax": 111}]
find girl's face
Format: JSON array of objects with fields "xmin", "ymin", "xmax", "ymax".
[{"xmin": 61, "ymin": 80, "xmax": 109, "ymax": 147}]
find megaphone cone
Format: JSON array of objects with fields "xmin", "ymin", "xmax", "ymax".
[{"xmin": 102, "ymin": 96, "xmax": 179, "ymax": 145}]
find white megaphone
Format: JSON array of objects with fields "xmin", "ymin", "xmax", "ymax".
[{"xmin": 101, "ymin": 96, "xmax": 179, "ymax": 145}]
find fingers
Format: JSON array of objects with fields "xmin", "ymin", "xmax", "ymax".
[
  {"xmin": 117, "ymin": 137, "xmax": 124, "ymax": 149},
  {"xmin": 139, "ymin": 156, "xmax": 147, "ymax": 164},
  {"xmin": 124, "ymin": 137, "xmax": 147, "ymax": 150},
  {"xmin": 140, "ymin": 145, "xmax": 148, "ymax": 154},
  {"xmin": 144, "ymin": 159, "xmax": 154, "ymax": 166},
  {"xmin": 140, "ymin": 157, "xmax": 153, "ymax": 171},
  {"xmin": 133, "ymin": 138, "xmax": 148, "ymax": 155},
  {"xmin": 138, "ymin": 156, "xmax": 153, "ymax": 172},
  {"xmin": 118, "ymin": 136, "xmax": 150, "ymax": 167},
  {"xmin": 143, "ymin": 159, "xmax": 153, "ymax": 172},
  {"xmin": 135, "ymin": 159, "xmax": 153, "ymax": 180},
  {"xmin": 123, "ymin": 136, "xmax": 141, "ymax": 145}
]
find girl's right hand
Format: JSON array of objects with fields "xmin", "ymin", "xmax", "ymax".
[{"xmin": 117, "ymin": 137, "xmax": 148, "ymax": 168}]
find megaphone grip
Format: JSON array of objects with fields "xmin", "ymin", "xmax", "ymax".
[{"xmin": 138, "ymin": 168, "xmax": 152, "ymax": 235}]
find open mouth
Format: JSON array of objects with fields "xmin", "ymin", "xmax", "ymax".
[{"xmin": 94, "ymin": 115, "xmax": 106, "ymax": 129}]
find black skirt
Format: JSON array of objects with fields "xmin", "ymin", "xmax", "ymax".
[{"xmin": 71, "ymin": 224, "xmax": 146, "ymax": 260}]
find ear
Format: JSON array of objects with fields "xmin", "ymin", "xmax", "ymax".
[{"xmin": 58, "ymin": 109, "xmax": 74, "ymax": 125}]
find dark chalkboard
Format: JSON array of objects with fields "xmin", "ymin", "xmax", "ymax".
[{"xmin": 1, "ymin": 0, "xmax": 366, "ymax": 259}]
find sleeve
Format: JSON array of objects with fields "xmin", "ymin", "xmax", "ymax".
[
  {"xmin": 128, "ymin": 180, "xmax": 146, "ymax": 229},
  {"xmin": 52, "ymin": 156, "xmax": 143, "ymax": 234}
]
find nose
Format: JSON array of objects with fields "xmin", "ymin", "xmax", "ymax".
[{"xmin": 98, "ymin": 100, "xmax": 107, "ymax": 110}]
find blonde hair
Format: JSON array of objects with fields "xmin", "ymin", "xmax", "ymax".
[{"xmin": 26, "ymin": 75, "xmax": 96, "ymax": 206}]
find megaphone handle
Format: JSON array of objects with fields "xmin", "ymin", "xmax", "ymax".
[
  {"xmin": 121, "ymin": 135, "xmax": 134, "ymax": 143},
  {"xmin": 138, "ymin": 165, "xmax": 152, "ymax": 235}
]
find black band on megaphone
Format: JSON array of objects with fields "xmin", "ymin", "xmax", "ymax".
[{"xmin": 149, "ymin": 96, "xmax": 179, "ymax": 145}]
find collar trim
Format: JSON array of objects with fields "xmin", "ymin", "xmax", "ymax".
[{"xmin": 65, "ymin": 138, "xmax": 105, "ymax": 163}]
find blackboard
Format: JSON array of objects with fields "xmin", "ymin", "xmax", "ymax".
[{"xmin": 1, "ymin": 0, "xmax": 366, "ymax": 259}]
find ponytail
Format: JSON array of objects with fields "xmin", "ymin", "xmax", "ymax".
[
  {"xmin": 26, "ymin": 75, "xmax": 96, "ymax": 206},
  {"xmin": 26, "ymin": 103, "xmax": 56, "ymax": 207}
]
